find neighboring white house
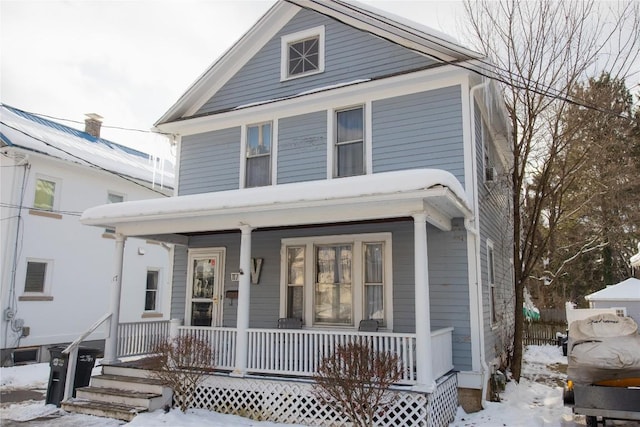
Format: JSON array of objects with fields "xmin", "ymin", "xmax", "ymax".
[
  {"xmin": 0, "ymin": 104, "xmax": 175, "ymax": 365},
  {"xmin": 585, "ymin": 278, "xmax": 640, "ymax": 325}
]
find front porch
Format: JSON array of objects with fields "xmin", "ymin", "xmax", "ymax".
[{"xmin": 110, "ymin": 320, "xmax": 458, "ymax": 426}]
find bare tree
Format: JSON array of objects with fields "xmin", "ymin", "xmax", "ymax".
[
  {"xmin": 463, "ymin": 0, "xmax": 640, "ymax": 380},
  {"xmin": 148, "ymin": 335, "xmax": 215, "ymax": 412},
  {"xmin": 312, "ymin": 341, "xmax": 403, "ymax": 427}
]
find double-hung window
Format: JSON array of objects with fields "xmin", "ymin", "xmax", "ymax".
[
  {"xmin": 245, "ymin": 122, "xmax": 272, "ymax": 188},
  {"xmin": 20, "ymin": 259, "xmax": 53, "ymax": 300},
  {"xmin": 335, "ymin": 106, "xmax": 364, "ymax": 177},
  {"xmin": 145, "ymin": 270, "xmax": 159, "ymax": 311},
  {"xmin": 281, "ymin": 233, "xmax": 391, "ymax": 328},
  {"xmin": 105, "ymin": 192, "xmax": 124, "ymax": 234}
]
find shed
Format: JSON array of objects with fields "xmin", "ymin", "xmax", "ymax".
[{"xmin": 585, "ymin": 278, "xmax": 640, "ymax": 324}]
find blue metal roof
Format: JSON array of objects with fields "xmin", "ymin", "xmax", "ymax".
[{"xmin": 1, "ymin": 103, "xmax": 150, "ymax": 159}]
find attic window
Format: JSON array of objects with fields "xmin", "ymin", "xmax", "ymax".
[{"xmin": 281, "ymin": 26, "xmax": 325, "ymax": 81}]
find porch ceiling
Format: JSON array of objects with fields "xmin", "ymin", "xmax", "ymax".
[{"xmin": 81, "ymin": 169, "xmax": 472, "ymax": 238}]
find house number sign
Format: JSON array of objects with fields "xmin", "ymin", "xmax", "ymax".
[{"xmin": 231, "ymin": 258, "xmax": 263, "ymax": 284}]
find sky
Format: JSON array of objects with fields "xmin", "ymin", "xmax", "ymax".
[
  {"xmin": 0, "ymin": 0, "xmax": 465, "ymax": 157},
  {"xmin": 0, "ymin": 344, "xmax": 591, "ymax": 426}
]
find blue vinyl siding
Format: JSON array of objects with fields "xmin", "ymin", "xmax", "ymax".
[
  {"xmin": 196, "ymin": 8, "xmax": 436, "ymax": 116},
  {"xmin": 371, "ymin": 86, "xmax": 465, "ymax": 186},
  {"xmin": 170, "ymin": 219, "xmax": 472, "ymax": 372},
  {"xmin": 278, "ymin": 111, "xmax": 327, "ymax": 183},
  {"xmin": 474, "ymin": 102, "xmax": 515, "ymax": 365},
  {"xmin": 179, "ymin": 127, "xmax": 240, "ymax": 195}
]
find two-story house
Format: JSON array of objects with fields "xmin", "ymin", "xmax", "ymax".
[
  {"xmin": 0, "ymin": 104, "xmax": 174, "ymax": 365},
  {"xmin": 80, "ymin": 1, "xmax": 514, "ymax": 425}
]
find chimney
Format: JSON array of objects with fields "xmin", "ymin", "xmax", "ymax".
[{"xmin": 84, "ymin": 113, "xmax": 103, "ymax": 138}]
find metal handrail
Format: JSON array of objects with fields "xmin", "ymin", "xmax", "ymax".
[{"xmin": 61, "ymin": 312, "xmax": 112, "ymax": 401}]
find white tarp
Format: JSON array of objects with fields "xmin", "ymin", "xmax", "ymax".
[{"xmin": 567, "ymin": 313, "xmax": 640, "ymax": 384}]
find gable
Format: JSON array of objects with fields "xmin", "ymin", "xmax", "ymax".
[{"xmin": 194, "ymin": 8, "xmax": 437, "ymax": 117}]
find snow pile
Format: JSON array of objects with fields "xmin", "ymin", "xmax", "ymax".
[{"xmin": 0, "ymin": 363, "xmax": 50, "ymax": 390}]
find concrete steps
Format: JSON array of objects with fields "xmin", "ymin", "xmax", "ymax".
[{"xmin": 61, "ymin": 363, "xmax": 172, "ymax": 422}]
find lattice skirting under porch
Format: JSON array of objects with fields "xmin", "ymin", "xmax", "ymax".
[{"xmin": 177, "ymin": 372, "xmax": 458, "ymax": 427}]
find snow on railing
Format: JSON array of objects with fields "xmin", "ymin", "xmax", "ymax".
[{"xmin": 117, "ymin": 320, "xmax": 171, "ymax": 357}]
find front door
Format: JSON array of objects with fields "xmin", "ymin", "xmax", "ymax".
[{"xmin": 186, "ymin": 248, "xmax": 225, "ymax": 327}]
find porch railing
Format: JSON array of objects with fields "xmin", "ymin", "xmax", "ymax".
[
  {"xmin": 177, "ymin": 326, "xmax": 237, "ymax": 370},
  {"xmin": 116, "ymin": 322, "xmax": 454, "ymax": 385},
  {"xmin": 247, "ymin": 328, "xmax": 417, "ymax": 382},
  {"xmin": 117, "ymin": 320, "xmax": 171, "ymax": 357}
]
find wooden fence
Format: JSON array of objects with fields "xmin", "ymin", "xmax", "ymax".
[{"xmin": 523, "ymin": 321, "xmax": 567, "ymax": 346}]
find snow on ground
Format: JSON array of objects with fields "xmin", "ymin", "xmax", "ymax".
[{"xmin": 0, "ymin": 345, "xmax": 584, "ymax": 426}]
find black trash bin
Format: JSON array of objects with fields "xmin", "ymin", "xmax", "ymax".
[{"xmin": 45, "ymin": 346, "xmax": 101, "ymax": 407}]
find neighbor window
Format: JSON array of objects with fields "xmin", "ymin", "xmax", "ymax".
[
  {"xmin": 281, "ymin": 233, "xmax": 392, "ymax": 328},
  {"xmin": 335, "ymin": 107, "xmax": 364, "ymax": 177},
  {"xmin": 145, "ymin": 270, "xmax": 159, "ymax": 311},
  {"xmin": 105, "ymin": 192, "xmax": 124, "ymax": 233},
  {"xmin": 34, "ymin": 178, "xmax": 56, "ymax": 211},
  {"xmin": 281, "ymin": 26, "xmax": 325, "ymax": 80},
  {"xmin": 487, "ymin": 240, "xmax": 497, "ymax": 325},
  {"xmin": 24, "ymin": 261, "xmax": 48, "ymax": 293},
  {"xmin": 245, "ymin": 122, "xmax": 272, "ymax": 187}
]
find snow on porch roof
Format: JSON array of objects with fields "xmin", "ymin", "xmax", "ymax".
[
  {"xmin": 585, "ymin": 278, "xmax": 640, "ymax": 302},
  {"xmin": 81, "ymin": 169, "xmax": 471, "ymax": 236}
]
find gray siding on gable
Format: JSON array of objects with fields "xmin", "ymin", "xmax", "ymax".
[
  {"xmin": 169, "ymin": 218, "xmax": 473, "ymax": 372},
  {"xmin": 197, "ymin": 8, "xmax": 436, "ymax": 116},
  {"xmin": 178, "ymin": 127, "xmax": 241, "ymax": 195},
  {"xmin": 371, "ymin": 86, "xmax": 465, "ymax": 186},
  {"xmin": 278, "ymin": 111, "xmax": 327, "ymax": 183}
]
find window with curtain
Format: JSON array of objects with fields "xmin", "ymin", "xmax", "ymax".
[
  {"xmin": 315, "ymin": 244, "xmax": 353, "ymax": 325},
  {"xmin": 364, "ymin": 243, "xmax": 384, "ymax": 320},
  {"xmin": 246, "ymin": 122, "xmax": 272, "ymax": 187},
  {"xmin": 335, "ymin": 107, "xmax": 364, "ymax": 177},
  {"xmin": 286, "ymin": 246, "xmax": 305, "ymax": 320}
]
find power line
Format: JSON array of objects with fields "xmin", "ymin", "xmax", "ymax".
[
  {"xmin": 31, "ymin": 112, "xmax": 172, "ymax": 136},
  {"xmin": 0, "ymin": 121, "xmax": 170, "ymax": 197},
  {"xmin": 305, "ymin": 0, "xmax": 638, "ymax": 123},
  {"xmin": 0, "ymin": 202, "xmax": 82, "ymax": 217}
]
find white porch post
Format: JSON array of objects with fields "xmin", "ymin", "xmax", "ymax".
[
  {"xmin": 413, "ymin": 213, "xmax": 435, "ymax": 392},
  {"xmin": 103, "ymin": 233, "xmax": 126, "ymax": 364},
  {"xmin": 232, "ymin": 225, "xmax": 253, "ymax": 377}
]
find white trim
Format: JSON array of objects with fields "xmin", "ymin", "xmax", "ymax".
[
  {"xmin": 22, "ymin": 258, "xmax": 54, "ymax": 296},
  {"xmin": 457, "ymin": 371, "xmax": 485, "ymax": 389},
  {"xmin": 271, "ymin": 119, "xmax": 279, "ymax": 185},
  {"xmin": 241, "ymin": 121, "xmax": 274, "ymax": 189},
  {"xmin": 159, "ymin": 66, "xmax": 469, "ymax": 136},
  {"xmin": 172, "ymin": 135, "xmax": 182, "ymax": 197},
  {"xmin": 144, "ymin": 268, "xmax": 161, "ymax": 312},
  {"xmin": 331, "ymin": 104, "xmax": 366, "ymax": 178},
  {"xmin": 167, "ymin": 2, "xmax": 299, "ymax": 122},
  {"xmin": 280, "ymin": 232, "xmax": 393, "ymax": 330},
  {"xmin": 280, "ymin": 25, "xmax": 325, "ymax": 82},
  {"xmin": 486, "ymin": 238, "xmax": 497, "ymax": 328},
  {"xmin": 325, "ymin": 110, "xmax": 333, "ymax": 179},
  {"xmin": 185, "ymin": 247, "xmax": 227, "ymax": 327},
  {"xmin": 365, "ymin": 100, "xmax": 373, "ymax": 174},
  {"xmin": 33, "ymin": 173, "xmax": 62, "ymax": 212}
]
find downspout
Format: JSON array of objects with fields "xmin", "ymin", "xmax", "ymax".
[{"xmin": 469, "ymin": 80, "xmax": 490, "ymax": 407}]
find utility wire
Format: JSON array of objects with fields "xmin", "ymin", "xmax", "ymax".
[
  {"xmin": 0, "ymin": 202, "xmax": 83, "ymax": 217},
  {"xmin": 0, "ymin": 121, "xmax": 170, "ymax": 197},
  {"xmin": 31, "ymin": 113, "xmax": 172, "ymax": 136},
  {"xmin": 301, "ymin": 0, "xmax": 639, "ymax": 122}
]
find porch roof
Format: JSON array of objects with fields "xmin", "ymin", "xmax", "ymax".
[{"xmin": 81, "ymin": 169, "xmax": 471, "ymax": 240}]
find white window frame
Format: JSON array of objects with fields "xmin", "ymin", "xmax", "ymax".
[
  {"xmin": 487, "ymin": 239, "xmax": 497, "ymax": 327},
  {"xmin": 280, "ymin": 26, "xmax": 325, "ymax": 81},
  {"xmin": 280, "ymin": 233, "xmax": 393, "ymax": 329},
  {"xmin": 144, "ymin": 268, "xmax": 161, "ymax": 312},
  {"xmin": 327, "ymin": 102, "xmax": 372, "ymax": 179},
  {"xmin": 33, "ymin": 175, "xmax": 61, "ymax": 212},
  {"xmin": 23, "ymin": 258, "xmax": 53, "ymax": 296},
  {"xmin": 240, "ymin": 121, "xmax": 277, "ymax": 188}
]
